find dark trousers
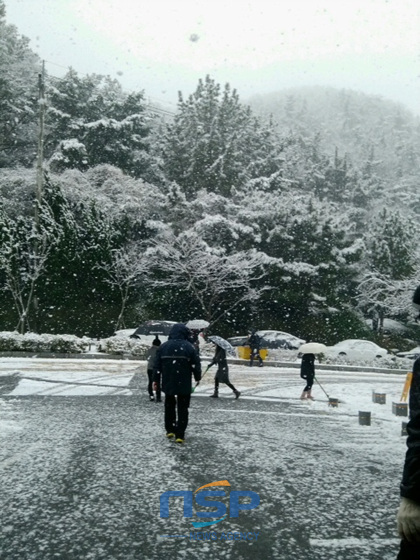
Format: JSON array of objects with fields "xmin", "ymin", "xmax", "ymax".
[
  {"xmin": 397, "ymin": 540, "xmax": 420, "ymax": 559},
  {"xmin": 165, "ymin": 394, "xmax": 191, "ymax": 439},
  {"xmin": 303, "ymin": 374, "xmax": 314, "ymax": 392},
  {"xmin": 215, "ymin": 378, "xmax": 236, "ymax": 392},
  {"xmin": 147, "ymin": 369, "xmax": 161, "ymax": 400},
  {"xmin": 250, "ymin": 347, "xmax": 263, "ymax": 366}
]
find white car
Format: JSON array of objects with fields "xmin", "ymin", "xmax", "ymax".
[
  {"xmin": 325, "ymin": 339, "xmax": 388, "ymax": 361},
  {"xmin": 396, "ymin": 346, "xmax": 420, "ymax": 360},
  {"xmin": 256, "ymin": 330, "xmax": 306, "ymax": 350},
  {"xmin": 227, "ymin": 331, "xmax": 305, "ymax": 350}
]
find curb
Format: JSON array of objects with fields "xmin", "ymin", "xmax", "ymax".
[
  {"xmin": 0, "ymin": 351, "xmax": 142, "ymax": 361},
  {"xmin": 0, "ymin": 352, "xmax": 409, "ymax": 374}
]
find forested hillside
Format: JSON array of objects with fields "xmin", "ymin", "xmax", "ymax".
[
  {"xmin": 248, "ymin": 86, "xmax": 420, "ymax": 212},
  {"xmin": 0, "ymin": 1, "xmax": 419, "ymax": 347}
]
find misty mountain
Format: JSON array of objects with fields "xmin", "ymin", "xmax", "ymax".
[{"xmin": 247, "ymin": 86, "xmax": 420, "ymax": 187}]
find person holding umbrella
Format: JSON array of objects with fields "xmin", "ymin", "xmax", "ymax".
[
  {"xmin": 206, "ymin": 335, "xmax": 240, "ymax": 399},
  {"xmin": 300, "ymin": 352, "xmax": 316, "ymax": 400},
  {"xmin": 186, "ymin": 320, "xmax": 210, "ymax": 355},
  {"xmin": 153, "ymin": 323, "xmax": 201, "ymax": 444},
  {"xmin": 298, "ymin": 342, "xmax": 327, "ymax": 401}
]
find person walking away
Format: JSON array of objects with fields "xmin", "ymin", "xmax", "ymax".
[
  {"xmin": 145, "ymin": 336, "xmax": 161, "ymax": 402},
  {"xmin": 248, "ymin": 329, "xmax": 263, "ymax": 367},
  {"xmin": 396, "ymin": 353, "xmax": 420, "ymax": 559},
  {"xmin": 207, "ymin": 342, "xmax": 240, "ymax": 399},
  {"xmin": 300, "ymin": 353, "xmax": 315, "ymax": 400},
  {"xmin": 188, "ymin": 328, "xmax": 201, "ymax": 354},
  {"xmin": 153, "ymin": 324, "xmax": 201, "ymax": 444}
]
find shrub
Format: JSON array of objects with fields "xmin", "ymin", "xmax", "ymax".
[
  {"xmin": 0, "ymin": 332, "xmax": 90, "ymax": 353},
  {"xmin": 99, "ymin": 335, "xmax": 149, "ymax": 357}
]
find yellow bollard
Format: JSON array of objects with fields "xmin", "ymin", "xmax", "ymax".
[{"xmin": 400, "ymin": 372, "xmax": 413, "ymax": 403}]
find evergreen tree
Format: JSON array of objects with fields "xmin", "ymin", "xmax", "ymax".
[
  {"xmin": 357, "ymin": 208, "xmax": 418, "ymax": 329},
  {"xmin": 45, "ymin": 70, "xmax": 153, "ymax": 179},
  {"xmin": 0, "ymin": 1, "xmax": 40, "ymax": 167},
  {"xmin": 162, "ymin": 75, "xmax": 284, "ymax": 197}
]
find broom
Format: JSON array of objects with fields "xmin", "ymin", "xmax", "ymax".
[{"xmin": 191, "ymin": 365, "xmax": 211, "ymax": 393}]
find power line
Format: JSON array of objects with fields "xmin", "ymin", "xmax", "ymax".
[{"xmin": 41, "ymin": 59, "xmax": 177, "ymax": 113}]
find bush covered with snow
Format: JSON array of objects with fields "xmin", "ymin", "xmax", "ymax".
[
  {"xmin": 0, "ymin": 332, "xmax": 90, "ymax": 353},
  {"xmin": 99, "ymin": 335, "xmax": 149, "ymax": 357},
  {"xmin": 320, "ymin": 351, "xmax": 412, "ymax": 370}
]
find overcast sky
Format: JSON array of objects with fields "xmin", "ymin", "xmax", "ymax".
[{"xmin": 5, "ymin": 0, "xmax": 420, "ymax": 114}]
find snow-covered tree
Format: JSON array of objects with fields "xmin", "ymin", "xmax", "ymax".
[
  {"xmin": 0, "ymin": 1, "xmax": 40, "ymax": 167},
  {"xmin": 0, "ymin": 186, "xmax": 62, "ymax": 333},
  {"xmin": 96, "ymin": 243, "xmax": 151, "ymax": 332},
  {"xmin": 145, "ymin": 229, "xmax": 272, "ymax": 325},
  {"xmin": 357, "ymin": 208, "xmax": 418, "ymax": 329},
  {"xmin": 162, "ymin": 75, "xmax": 285, "ymax": 197},
  {"xmin": 46, "ymin": 70, "xmax": 154, "ymax": 179}
]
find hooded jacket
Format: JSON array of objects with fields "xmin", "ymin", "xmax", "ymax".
[
  {"xmin": 400, "ymin": 356, "xmax": 420, "ymax": 503},
  {"xmin": 154, "ymin": 323, "xmax": 201, "ymax": 396}
]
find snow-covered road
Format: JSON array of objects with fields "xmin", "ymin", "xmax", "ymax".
[{"xmin": 0, "ymin": 358, "xmax": 410, "ymax": 559}]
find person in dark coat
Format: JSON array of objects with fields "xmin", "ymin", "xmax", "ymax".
[
  {"xmin": 248, "ymin": 329, "xmax": 263, "ymax": 367},
  {"xmin": 187, "ymin": 328, "xmax": 201, "ymax": 354},
  {"xmin": 300, "ymin": 353, "xmax": 315, "ymax": 400},
  {"xmin": 207, "ymin": 343, "xmax": 240, "ymax": 399},
  {"xmin": 413, "ymin": 285, "xmax": 420, "ymax": 322},
  {"xmin": 397, "ymin": 354, "xmax": 420, "ymax": 559},
  {"xmin": 153, "ymin": 323, "xmax": 201, "ymax": 444},
  {"xmin": 145, "ymin": 336, "xmax": 161, "ymax": 402}
]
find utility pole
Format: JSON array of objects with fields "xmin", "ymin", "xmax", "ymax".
[
  {"xmin": 35, "ymin": 60, "xmax": 46, "ymax": 228},
  {"xmin": 33, "ymin": 60, "xmax": 46, "ymax": 332}
]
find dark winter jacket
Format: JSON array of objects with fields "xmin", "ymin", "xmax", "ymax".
[
  {"xmin": 208, "ymin": 345, "xmax": 229, "ymax": 383},
  {"xmin": 153, "ymin": 323, "xmax": 201, "ymax": 396},
  {"xmin": 400, "ymin": 356, "xmax": 420, "ymax": 504},
  {"xmin": 300, "ymin": 353, "xmax": 315, "ymax": 380},
  {"xmin": 146, "ymin": 346, "xmax": 159, "ymax": 371},
  {"xmin": 413, "ymin": 284, "xmax": 420, "ymax": 321},
  {"xmin": 248, "ymin": 332, "xmax": 261, "ymax": 350},
  {"xmin": 413, "ymin": 285, "xmax": 420, "ymax": 307},
  {"xmin": 188, "ymin": 330, "xmax": 200, "ymax": 353}
]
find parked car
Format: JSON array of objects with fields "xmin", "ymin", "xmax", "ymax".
[
  {"xmin": 226, "ymin": 336, "xmax": 249, "ymax": 347},
  {"xmin": 130, "ymin": 320, "xmax": 177, "ymax": 337},
  {"xmin": 395, "ymin": 346, "xmax": 420, "ymax": 360},
  {"xmin": 227, "ymin": 331, "xmax": 305, "ymax": 350},
  {"xmin": 324, "ymin": 339, "xmax": 388, "ymax": 361}
]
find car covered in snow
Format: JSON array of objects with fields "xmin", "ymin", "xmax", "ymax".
[
  {"xmin": 227, "ymin": 330, "xmax": 305, "ymax": 350},
  {"xmin": 324, "ymin": 339, "xmax": 388, "ymax": 361},
  {"xmin": 395, "ymin": 346, "xmax": 420, "ymax": 360}
]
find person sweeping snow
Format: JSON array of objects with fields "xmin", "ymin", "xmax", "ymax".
[
  {"xmin": 300, "ymin": 353, "xmax": 315, "ymax": 400},
  {"xmin": 207, "ymin": 337, "xmax": 240, "ymax": 399}
]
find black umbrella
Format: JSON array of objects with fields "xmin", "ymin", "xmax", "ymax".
[{"xmin": 132, "ymin": 320, "xmax": 177, "ymax": 337}]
